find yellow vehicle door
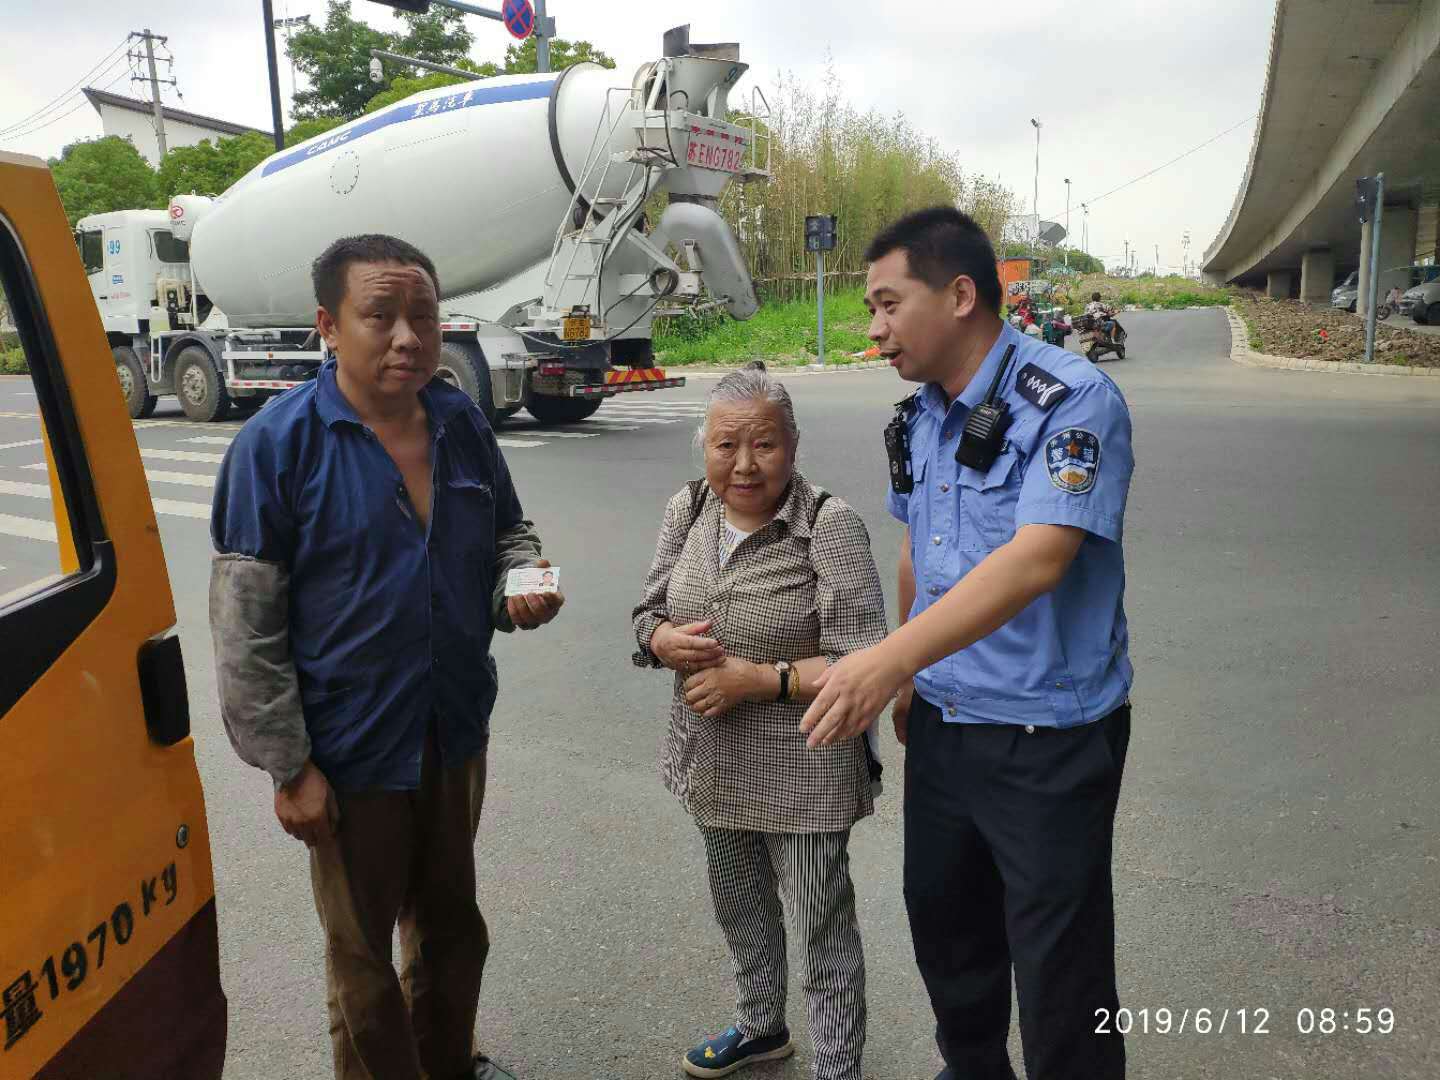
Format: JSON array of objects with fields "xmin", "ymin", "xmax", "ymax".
[{"xmin": 0, "ymin": 152, "xmax": 225, "ymax": 1079}]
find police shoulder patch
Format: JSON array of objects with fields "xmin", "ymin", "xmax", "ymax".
[
  {"xmin": 1015, "ymin": 363, "xmax": 1072, "ymax": 410},
  {"xmin": 1044, "ymin": 428, "xmax": 1100, "ymax": 494}
]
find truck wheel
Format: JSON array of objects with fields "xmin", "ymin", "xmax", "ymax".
[
  {"xmin": 1427, "ymin": 303, "xmax": 1440, "ymax": 327},
  {"xmin": 114, "ymin": 345, "xmax": 157, "ymax": 419},
  {"xmin": 434, "ymin": 342, "xmax": 495, "ymax": 425},
  {"xmin": 528, "ymin": 395, "xmax": 601, "ymax": 425},
  {"xmin": 174, "ymin": 345, "xmax": 231, "ymax": 422}
]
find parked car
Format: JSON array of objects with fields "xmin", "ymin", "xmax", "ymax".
[
  {"xmin": 1399, "ymin": 280, "xmax": 1440, "ymax": 324},
  {"xmin": 1331, "ymin": 270, "xmax": 1359, "ymax": 312}
]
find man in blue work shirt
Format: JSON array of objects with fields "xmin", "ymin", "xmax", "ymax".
[
  {"xmin": 802, "ymin": 207, "xmax": 1133, "ymax": 1080},
  {"xmin": 210, "ymin": 234, "xmax": 562, "ymax": 1080}
]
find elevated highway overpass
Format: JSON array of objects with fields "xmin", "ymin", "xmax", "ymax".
[{"xmin": 1203, "ymin": 0, "xmax": 1440, "ymax": 312}]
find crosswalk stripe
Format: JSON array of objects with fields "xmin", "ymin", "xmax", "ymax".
[
  {"xmin": 143, "ymin": 469, "xmax": 216, "ymax": 489},
  {"xmin": 0, "ymin": 478, "xmax": 210, "ymax": 521},
  {"xmin": 0, "ymin": 411, "xmax": 40, "ymax": 420},
  {"xmin": 496, "ymin": 438, "xmax": 546, "ymax": 448},
  {"xmin": 0, "ymin": 512, "xmax": 56, "ymax": 542},
  {"xmin": 0, "ymin": 439, "xmax": 43, "ymax": 451},
  {"xmin": 584, "ymin": 416, "xmax": 679, "ymax": 425},
  {"xmin": 21, "ymin": 464, "xmax": 215, "ymax": 491},
  {"xmin": 514, "ymin": 431, "xmax": 597, "ymax": 439},
  {"xmin": 181, "ymin": 436, "xmax": 236, "ymax": 446},
  {"xmin": 140, "ymin": 448, "xmax": 227, "ymax": 464}
]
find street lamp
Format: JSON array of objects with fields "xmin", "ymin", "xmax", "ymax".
[
  {"xmin": 1030, "ymin": 118, "xmax": 1041, "ymax": 268},
  {"xmin": 1064, "ymin": 177, "xmax": 1071, "ymax": 271}
]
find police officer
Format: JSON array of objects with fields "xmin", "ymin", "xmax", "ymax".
[{"xmin": 801, "ymin": 206, "xmax": 1134, "ymax": 1080}]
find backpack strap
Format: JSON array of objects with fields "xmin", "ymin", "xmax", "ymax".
[
  {"xmin": 810, "ymin": 490, "xmax": 831, "ymax": 529},
  {"xmin": 685, "ymin": 479, "xmax": 708, "ymax": 535}
]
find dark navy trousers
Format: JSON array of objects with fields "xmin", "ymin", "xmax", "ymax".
[{"xmin": 904, "ymin": 695, "xmax": 1130, "ymax": 1080}]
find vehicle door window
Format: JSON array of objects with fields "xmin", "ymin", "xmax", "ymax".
[
  {"xmin": 0, "ymin": 210, "xmax": 112, "ymax": 713},
  {"xmin": 78, "ymin": 229, "xmax": 104, "ymax": 275}
]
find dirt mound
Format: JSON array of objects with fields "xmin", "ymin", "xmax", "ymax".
[{"xmin": 1233, "ymin": 294, "xmax": 1440, "ymax": 368}]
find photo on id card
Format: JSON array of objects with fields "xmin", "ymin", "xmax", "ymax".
[{"xmin": 505, "ymin": 566, "xmax": 560, "ymax": 596}]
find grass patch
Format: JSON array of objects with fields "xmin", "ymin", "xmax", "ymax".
[
  {"xmin": 654, "ymin": 287, "xmax": 873, "ymax": 366},
  {"xmin": 1062, "ymin": 273, "xmax": 1233, "ymax": 314},
  {"xmin": 0, "ymin": 347, "xmax": 27, "ymax": 375}
]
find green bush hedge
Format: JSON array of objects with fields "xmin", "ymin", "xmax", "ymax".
[{"xmin": 0, "ymin": 346, "xmax": 27, "ymax": 375}]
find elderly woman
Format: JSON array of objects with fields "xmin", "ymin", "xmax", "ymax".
[{"xmin": 632, "ymin": 362, "xmax": 887, "ymax": 1080}]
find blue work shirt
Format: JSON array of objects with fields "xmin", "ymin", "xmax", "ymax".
[
  {"xmin": 886, "ymin": 320, "xmax": 1134, "ymax": 728},
  {"xmin": 212, "ymin": 360, "xmax": 525, "ymax": 790}
]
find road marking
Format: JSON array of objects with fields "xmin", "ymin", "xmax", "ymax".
[
  {"xmin": 24, "ymin": 462, "xmax": 216, "ymax": 490},
  {"xmin": 0, "ymin": 513, "xmax": 55, "ymax": 542},
  {"xmin": 0, "ymin": 439, "xmax": 43, "ymax": 451},
  {"xmin": 143, "ymin": 469, "xmax": 217, "ymax": 489},
  {"xmin": 0, "ymin": 411, "xmax": 40, "ymax": 420},
  {"xmin": 515, "ymin": 431, "xmax": 598, "ymax": 439},
  {"xmin": 181, "ymin": 436, "xmax": 236, "ymax": 446},
  {"xmin": 496, "ymin": 438, "xmax": 546, "ymax": 448},
  {"xmin": 140, "ymin": 448, "xmax": 227, "ymax": 464},
  {"xmin": 0, "ymin": 478, "xmax": 210, "ymax": 521},
  {"xmin": 584, "ymin": 416, "xmax": 680, "ymax": 425}
]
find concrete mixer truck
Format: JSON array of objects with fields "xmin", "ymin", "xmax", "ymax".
[{"xmin": 76, "ymin": 26, "xmax": 767, "ymax": 424}]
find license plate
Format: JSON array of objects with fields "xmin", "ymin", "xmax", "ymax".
[
  {"xmin": 562, "ymin": 315, "xmax": 590, "ymax": 342},
  {"xmin": 686, "ymin": 131, "xmax": 743, "ymax": 173}
]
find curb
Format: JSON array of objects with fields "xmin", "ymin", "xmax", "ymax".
[
  {"xmin": 1225, "ymin": 307, "xmax": 1440, "ymax": 377},
  {"xmin": 675, "ymin": 359, "xmax": 891, "ymax": 381}
]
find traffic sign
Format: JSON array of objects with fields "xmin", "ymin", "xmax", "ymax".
[
  {"xmin": 502, "ymin": 0, "xmax": 534, "ymax": 39},
  {"xmin": 805, "ymin": 214, "xmax": 837, "ymax": 253}
]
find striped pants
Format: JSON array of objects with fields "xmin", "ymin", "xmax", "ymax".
[{"xmin": 700, "ymin": 827, "xmax": 866, "ymax": 1080}]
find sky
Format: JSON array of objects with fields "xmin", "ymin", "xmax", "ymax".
[{"xmin": 0, "ymin": 0, "xmax": 1273, "ymax": 275}]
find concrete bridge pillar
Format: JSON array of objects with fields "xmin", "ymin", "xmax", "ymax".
[
  {"xmin": 1358, "ymin": 204, "xmax": 1418, "ymax": 315},
  {"xmin": 1266, "ymin": 269, "xmax": 1295, "ymax": 299},
  {"xmin": 1300, "ymin": 249, "xmax": 1336, "ymax": 303}
]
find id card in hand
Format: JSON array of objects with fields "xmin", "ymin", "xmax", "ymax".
[{"xmin": 505, "ymin": 566, "xmax": 561, "ymax": 596}]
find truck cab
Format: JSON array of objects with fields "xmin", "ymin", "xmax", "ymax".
[{"xmin": 74, "ymin": 210, "xmax": 199, "ymax": 340}]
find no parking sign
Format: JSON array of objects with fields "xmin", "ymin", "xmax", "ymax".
[{"xmin": 502, "ymin": 0, "xmax": 534, "ymax": 39}]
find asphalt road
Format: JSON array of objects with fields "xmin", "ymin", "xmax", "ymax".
[{"xmin": 1, "ymin": 309, "xmax": 1436, "ymax": 1079}]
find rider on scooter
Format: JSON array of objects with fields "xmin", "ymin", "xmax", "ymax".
[{"xmin": 1085, "ymin": 292, "xmax": 1118, "ymax": 343}]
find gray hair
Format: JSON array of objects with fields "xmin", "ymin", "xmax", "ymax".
[{"xmin": 695, "ymin": 361, "xmax": 799, "ymax": 449}]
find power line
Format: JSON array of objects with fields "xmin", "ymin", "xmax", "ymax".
[
  {"xmin": 0, "ymin": 38, "xmax": 130, "ymax": 138},
  {"xmin": 0, "ymin": 68, "xmax": 134, "ymax": 144},
  {"xmin": 1043, "ymin": 113, "xmax": 1257, "ymax": 221}
]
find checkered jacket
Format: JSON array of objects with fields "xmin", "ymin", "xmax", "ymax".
[{"xmin": 632, "ymin": 473, "xmax": 888, "ymax": 833}]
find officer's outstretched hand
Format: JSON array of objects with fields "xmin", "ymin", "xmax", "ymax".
[{"xmin": 801, "ymin": 645, "xmax": 910, "ymax": 749}]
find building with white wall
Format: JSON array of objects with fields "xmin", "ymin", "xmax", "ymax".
[{"xmin": 81, "ymin": 87, "xmax": 273, "ymax": 166}]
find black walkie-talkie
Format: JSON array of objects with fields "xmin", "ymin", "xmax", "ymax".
[
  {"xmin": 956, "ymin": 343, "xmax": 1017, "ymax": 472},
  {"xmin": 884, "ymin": 394, "xmax": 917, "ymax": 494}
]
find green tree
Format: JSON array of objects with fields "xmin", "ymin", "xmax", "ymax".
[
  {"xmin": 48, "ymin": 137, "xmax": 159, "ymax": 226},
  {"xmin": 157, "ymin": 131, "xmax": 275, "ymax": 198},
  {"xmin": 500, "ymin": 35, "xmax": 615, "ymax": 74},
  {"xmin": 287, "ymin": 0, "xmax": 473, "ymax": 121},
  {"xmin": 361, "ymin": 60, "xmax": 497, "ymax": 115}
]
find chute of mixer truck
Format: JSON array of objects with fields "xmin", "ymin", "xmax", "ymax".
[{"xmin": 78, "ymin": 25, "xmax": 769, "ymax": 423}]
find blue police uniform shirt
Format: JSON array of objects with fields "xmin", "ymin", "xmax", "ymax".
[
  {"xmin": 886, "ymin": 320, "xmax": 1134, "ymax": 728},
  {"xmin": 212, "ymin": 360, "xmax": 524, "ymax": 790}
]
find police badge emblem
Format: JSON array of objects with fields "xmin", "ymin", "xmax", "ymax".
[{"xmin": 1044, "ymin": 428, "xmax": 1100, "ymax": 494}]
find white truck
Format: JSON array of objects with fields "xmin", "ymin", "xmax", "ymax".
[{"xmin": 77, "ymin": 26, "xmax": 767, "ymax": 424}]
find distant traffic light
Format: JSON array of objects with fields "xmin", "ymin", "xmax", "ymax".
[{"xmin": 368, "ymin": 0, "xmax": 432, "ymax": 12}]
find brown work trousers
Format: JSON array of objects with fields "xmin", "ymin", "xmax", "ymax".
[{"xmin": 309, "ymin": 739, "xmax": 489, "ymax": 1080}]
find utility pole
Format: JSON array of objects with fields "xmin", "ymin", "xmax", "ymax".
[
  {"xmin": 1081, "ymin": 203, "xmax": 1089, "ymax": 256},
  {"xmin": 1029, "ymin": 118, "xmax": 1041, "ymax": 268},
  {"xmin": 130, "ymin": 29, "xmax": 173, "ymax": 159},
  {"xmin": 1064, "ymin": 177, "xmax": 1071, "ymax": 271},
  {"xmin": 1154, "ymin": 243, "xmax": 1160, "ymax": 276},
  {"xmin": 1123, "ymin": 238, "xmax": 1129, "ymax": 273},
  {"xmin": 272, "ymin": 10, "xmax": 311, "ymax": 129}
]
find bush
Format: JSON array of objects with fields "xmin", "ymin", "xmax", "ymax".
[{"xmin": 0, "ymin": 347, "xmax": 28, "ymax": 375}]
